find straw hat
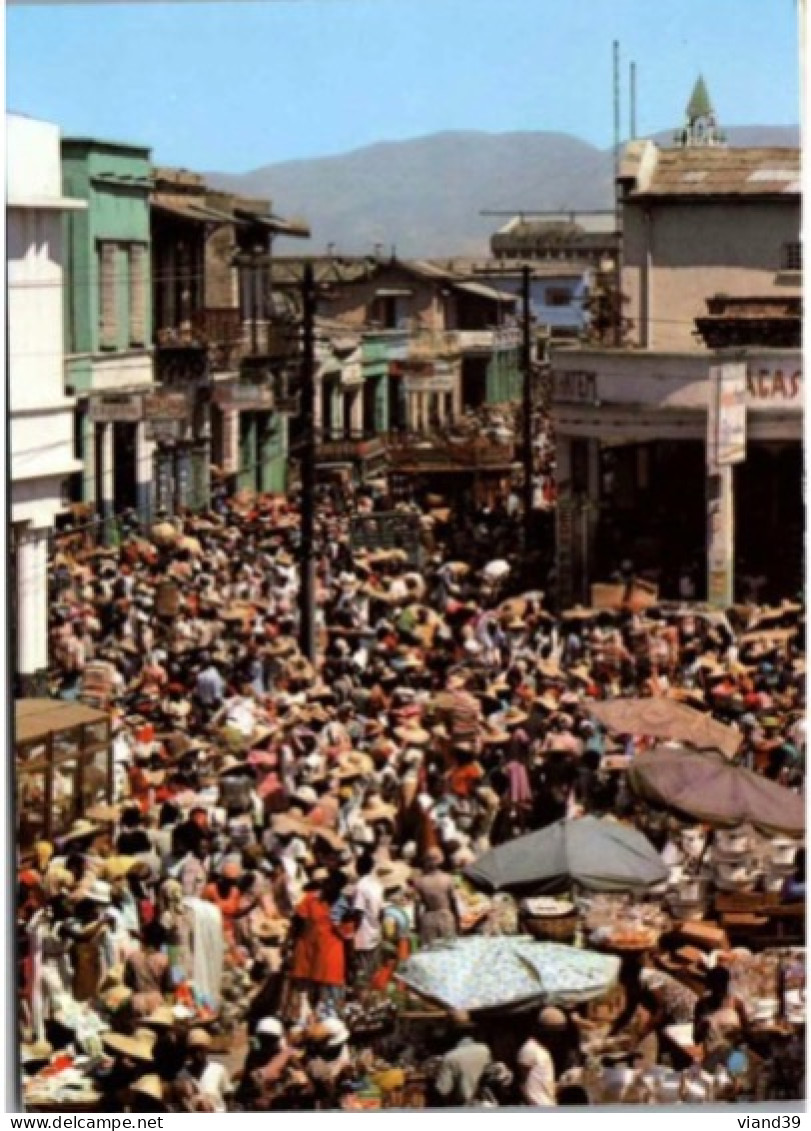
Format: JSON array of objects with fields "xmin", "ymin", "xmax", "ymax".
[
  {"xmin": 21, "ymin": 1040, "xmax": 53, "ymax": 1065},
  {"xmin": 61, "ymin": 818, "xmax": 102, "ymax": 844},
  {"xmin": 394, "ymin": 724, "xmax": 430, "ymax": 745},
  {"xmin": 85, "ymin": 804, "xmax": 121, "ymax": 824},
  {"xmin": 144, "ymin": 1005, "xmax": 176, "ymax": 1029},
  {"xmin": 101, "ymin": 984, "xmax": 134, "ymax": 1013},
  {"xmin": 499, "ymin": 707, "xmax": 528, "ymax": 728},
  {"xmin": 130, "ymin": 1075, "xmax": 163, "ymax": 1102},
  {"xmin": 361, "ymin": 795, "xmax": 398, "ymax": 824},
  {"xmin": 186, "ymin": 1028, "xmax": 213, "ymax": 1051},
  {"xmin": 254, "ymin": 917, "xmax": 289, "ymax": 943},
  {"xmin": 86, "ymin": 879, "xmax": 113, "ymax": 904},
  {"xmin": 375, "ymin": 860, "xmax": 412, "ymax": 890},
  {"xmin": 337, "ymin": 750, "xmax": 375, "ymax": 780},
  {"xmin": 103, "ymin": 1032, "xmax": 154, "ymax": 1063}
]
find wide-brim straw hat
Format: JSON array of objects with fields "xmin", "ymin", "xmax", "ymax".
[
  {"xmin": 538, "ymin": 655, "xmax": 563, "ymax": 678},
  {"xmin": 336, "ymin": 750, "xmax": 375, "ymax": 780},
  {"xmin": 144, "ymin": 1005, "xmax": 176, "ymax": 1029},
  {"xmin": 254, "ymin": 917, "xmax": 290, "ymax": 943},
  {"xmin": 375, "ymin": 860, "xmax": 412, "ymax": 890},
  {"xmin": 394, "ymin": 725, "xmax": 430, "ymax": 745},
  {"xmin": 61, "ymin": 819, "xmax": 103, "ymax": 844},
  {"xmin": 271, "ymin": 813, "xmax": 313, "ymax": 839},
  {"xmin": 101, "ymin": 985, "xmax": 134, "ymax": 1013},
  {"xmin": 21, "ymin": 1040, "xmax": 53, "ymax": 1065},
  {"xmin": 130, "ymin": 1075, "xmax": 163, "ymax": 1102},
  {"xmin": 481, "ymin": 726, "xmax": 510, "ymax": 746},
  {"xmin": 499, "ymin": 708, "xmax": 528, "ymax": 728},
  {"xmin": 85, "ymin": 803, "xmax": 121, "ymax": 824},
  {"xmin": 361, "ymin": 799, "xmax": 398, "ymax": 824},
  {"xmin": 186, "ymin": 1028, "xmax": 213, "ymax": 1051},
  {"xmin": 103, "ymin": 1032, "xmax": 154, "ymax": 1063}
]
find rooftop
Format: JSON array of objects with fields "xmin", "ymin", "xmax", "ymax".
[{"xmin": 621, "ymin": 142, "xmax": 800, "ymax": 198}]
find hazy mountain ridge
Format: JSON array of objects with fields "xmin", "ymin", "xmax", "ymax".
[{"xmin": 207, "ymin": 126, "xmax": 800, "ymax": 258}]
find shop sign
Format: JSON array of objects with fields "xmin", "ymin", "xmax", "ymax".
[
  {"xmin": 213, "ymin": 385, "xmax": 274, "ymax": 411},
  {"xmin": 143, "ymin": 391, "xmax": 190, "ymax": 421},
  {"xmin": 88, "ymin": 393, "xmax": 143, "ymax": 423},
  {"xmin": 708, "ymin": 362, "xmax": 747, "ymax": 470},
  {"xmin": 745, "ymin": 361, "xmax": 801, "ymax": 401},
  {"xmin": 553, "ymin": 370, "xmax": 597, "ymax": 404},
  {"xmin": 402, "ymin": 374, "xmax": 455, "ymax": 394},
  {"xmin": 145, "ymin": 419, "xmax": 182, "ymax": 444}
]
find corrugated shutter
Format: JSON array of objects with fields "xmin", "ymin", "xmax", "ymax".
[
  {"xmin": 129, "ymin": 244, "xmax": 147, "ymax": 346},
  {"xmin": 99, "ymin": 243, "xmax": 118, "ymax": 349}
]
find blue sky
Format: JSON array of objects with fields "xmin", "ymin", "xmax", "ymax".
[{"xmin": 6, "ymin": 0, "xmax": 801, "ymax": 172}]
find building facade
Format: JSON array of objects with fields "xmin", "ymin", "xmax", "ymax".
[
  {"xmin": 8, "ymin": 114, "xmax": 86, "ymax": 692},
  {"xmin": 550, "ymin": 82, "xmax": 802, "ymax": 607},
  {"xmin": 62, "ymin": 137, "xmax": 156, "ymax": 528}
]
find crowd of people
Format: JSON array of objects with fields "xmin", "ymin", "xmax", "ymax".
[{"xmin": 16, "ymin": 482, "xmax": 806, "ymax": 1111}]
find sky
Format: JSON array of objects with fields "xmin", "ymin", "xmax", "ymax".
[{"xmin": 6, "ymin": 0, "xmax": 802, "ymax": 173}]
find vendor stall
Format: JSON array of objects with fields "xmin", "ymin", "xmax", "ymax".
[
  {"xmin": 464, "ymin": 816, "xmax": 668, "ymax": 897},
  {"xmin": 398, "ymin": 936, "xmax": 620, "ymax": 1015},
  {"xmin": 15, "ymin": 700, "xmax": 113, "ymax": 851}
]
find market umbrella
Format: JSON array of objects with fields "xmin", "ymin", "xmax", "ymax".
[
  {"xmin": 585, "ymin": 697, "xmax": 742, "ymax": 760},
  {"xmin": 627, "ymin": 747, "xmax": 805, "ymax": 837},
  {"xmin": 464, "ymin": 816, "xmax": 668, "ymax": 895},
  {"xmin": 398, "ymin": 937, "xmax": 620, "ymax": 1015}
]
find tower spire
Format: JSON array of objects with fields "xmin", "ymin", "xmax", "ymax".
[{"xmin": 675, "ymin": 74, "xmax": 725, "ymax": 148}]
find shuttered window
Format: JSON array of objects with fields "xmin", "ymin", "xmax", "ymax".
[
  {"xmin": 129, "ymin": 244, "xmax": 147, "ymax": 346},
  {"xmin": 99, "ymin": 242, "xmax": 118, "ymax": 349}
]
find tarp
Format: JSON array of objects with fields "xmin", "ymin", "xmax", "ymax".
[
  {"xmin": 398, "ymin": 936, "xmax": 620, "ymax": 1014},
  {"xmin": 464, "ymin": 816, "xmax": 668, "ymax": 895},
  {"xmin": 585, "ymin": 698, "xmax": 742, "ymax": 760},
  {"xmin": 627, "ymin": 748, "xmax": 806, "ymax": 837}
]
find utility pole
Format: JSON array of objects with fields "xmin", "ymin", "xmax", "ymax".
[
  {"xmin": 470, "ymin": 257, "xmax": 538, "ymax": 566},
  {"xmin": 520, "ymin": 265, "xmax": 534, "ymax": 555},
  {"xmin": 299, "ymin": 262, "xmax": 318, "ymax": 662}
]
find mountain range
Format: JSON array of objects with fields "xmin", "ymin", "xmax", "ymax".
[{"xmin": 207, "ymin": 126, "xmax": 800, "ymax": 259}]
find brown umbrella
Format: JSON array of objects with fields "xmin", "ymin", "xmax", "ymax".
[
  {"xmin": 585, "ymin": 697, "xmax": 742, "ymax": 760},
  {"xmin": 627, "ymin": 748, "xmax": 805, "ymax": 837}
]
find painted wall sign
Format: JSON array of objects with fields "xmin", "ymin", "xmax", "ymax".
[
  {"xmin": 745, "ymin": 363, "xmax": 801, "ymax": 401},
  {"xmin": 402, "ymin": 374, "xmax": 455, "ymax": 394},
  {"xmin": 88, "ymin": 393, "xmax": 142, "ymax": 423},
  {"xmin": 708, "ymin": 362, "xmax": 747, "ymax": 470},
  {"xmin": 142, "ymin": 391, "xmax": 190, "ymax": 421}
]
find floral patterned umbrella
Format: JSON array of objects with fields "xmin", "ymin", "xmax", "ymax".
[{"xmin": 397, "ymin": 937, "xmax": 620, "ymax": 1015}]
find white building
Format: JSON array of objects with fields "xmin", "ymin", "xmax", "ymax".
[{"xmin": 7, "ymin": 114, "xmax": 86, "ymax": 693}]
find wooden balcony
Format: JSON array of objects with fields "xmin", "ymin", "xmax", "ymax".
[
  {"xmin": 315, "ymin": 433, "xmax": 389, "ymax": 465},
  {"xmin": 387, "ymin": 432, "xmax": 516, "ymax": 472}
]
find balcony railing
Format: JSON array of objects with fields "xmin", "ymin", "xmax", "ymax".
[
  {"xmin": 315, "ymin": 433, "xmax": 388, "ymax": 464},
  {"xmin": 387, "ymin": 432, "xmax": 516, "ymax": 469}
]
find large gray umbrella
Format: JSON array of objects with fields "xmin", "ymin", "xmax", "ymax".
[
  {"xmin": 628, "ymin": 748, "xmax": 805, "ymax": 837},
  {"xmin": 464, "ymin": 816, "xmax": 668, "ymax": 895}
]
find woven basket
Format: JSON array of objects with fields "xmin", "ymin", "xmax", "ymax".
[{"xmin": 521, "ymin": 911, "xmax": 578, "ymax": 942}]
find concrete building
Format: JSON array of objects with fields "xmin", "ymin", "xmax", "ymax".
[
  {"xmin": 8, "ymin": 114, "xmax": 85, "ymax": 693},
  {"xmin": 550, "ymin": 81, "xmax": 802, "ymax": 607},
  {"xmin": 62, "ymin": 136, "xmax": 156, "ymax": 528}
]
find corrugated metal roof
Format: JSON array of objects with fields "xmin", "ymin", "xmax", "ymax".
[
  {"xmin": 631, "ymin": 146, "xmax": 801, "ymax": 198},
  {"xmin": 452, "ymin": 280, "xmax": 518, "ymax": 304},
  {"xmin": 15, "ymin": 699, "xmax": 109, "ymax": 744}
]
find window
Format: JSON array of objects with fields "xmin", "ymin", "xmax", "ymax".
[
  {"xmin": 128, "ymin": 244, "xmax": 147, "ymax": 346},
  {"xmin": 99, "ymin": 242, "xmax": 118, "ymax": 349},
  {"xmin": 547, "ymin": 287, "xmax": 573, "ymax": 307},
  {"xmin": 782, "ymin": 242, "xmax": 802, "ymax": 271}
]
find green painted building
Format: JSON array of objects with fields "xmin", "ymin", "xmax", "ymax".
[{"xmin": 62, "ymin": 137, "xmax": 156, "ymax": 526}]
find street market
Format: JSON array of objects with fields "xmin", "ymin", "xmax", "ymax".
[{"xmin": 14, "ymin": 485, "xmax": 806, "ymax": 1111}]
